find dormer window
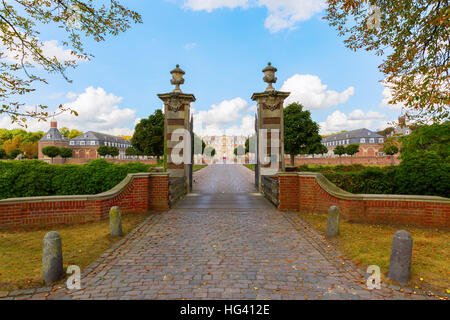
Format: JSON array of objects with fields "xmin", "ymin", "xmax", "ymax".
[
  {"xmin": 70, "ymin": 141, "xmax": 75, "ymax": 146},
  {"xmin": 369, "ymin": 138, "xmax": 375, "ymax": 143},
  {"xmin": 360, "ymin": 138, "xmax": 366, "ymax": 143},
  {"xmin": 80, "ymin": 141, "xmax": 86, "ymax": 146}
]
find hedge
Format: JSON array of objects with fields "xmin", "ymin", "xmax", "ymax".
[
  {"xmin": 297, "ymin": 164, "xmax": 449, "ymax": 198},
  {"xmin": 0, "ymin": 159, "xmax": 153, "ymax": 200}
]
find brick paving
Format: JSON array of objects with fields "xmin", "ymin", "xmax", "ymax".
[{"xmin": 4, "ymin": 165, "xmax": 431, "ymax": 300}]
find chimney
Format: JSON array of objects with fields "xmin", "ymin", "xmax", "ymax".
[
  {"xmin": 398, "ymin": 116, "xmax": 406, "ymax": 127},
  {"xmin": 50, "ymin": 121, "xmax": 57, "ymax": 128}
]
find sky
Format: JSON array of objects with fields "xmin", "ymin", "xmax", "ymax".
[{"xmin": 0, "ymin": 0, "xmax": 404, "ymax": 137}]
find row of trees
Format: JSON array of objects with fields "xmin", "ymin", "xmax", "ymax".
[
  {"xmin": 333, "ymin": 144, "xmax": 360, "ymax": 164},
  {"xmin": 0, "ymin": 129, "xmax": 44, "ymax": 159},
  {"xmin": 97, "ymin": 146, "xmax": 120, "ymax": 158},
  {"xmin": 41, "ymin": 146, "xmax": 73, "ymax": 163}
]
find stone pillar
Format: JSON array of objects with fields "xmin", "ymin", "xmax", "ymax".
[
  {"xmin": 388, "ymin": 230, "xmax": 413, "ymax": 285},
  {"xmin": 109, "ymin": 207, "xmax": 123, "ymax": 237},
  {"xmin": 252, "ymin": 63, "xmax": 290, "ymax": 190},
  {"xmin": 158, "ymin": 65, "xmax": 196, "ymax": 188},
  {"xmin": 42, "ymin": 231, "xmax": 64, "ymax": 285},
  {"xmin": 326, "ymin": 206, "xmax": 340, "ymax": 238}
]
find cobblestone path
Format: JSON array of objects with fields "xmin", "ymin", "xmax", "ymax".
[{"xmin": 39, "ymin": 165, "xmax": 421, "ymax": 300}]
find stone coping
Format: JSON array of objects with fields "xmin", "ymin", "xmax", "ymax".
[
  {"xmin": 0, "ymin": 172, "xmax": 169, "ymax": 205},
  {"xmin": 278, "ymin": 172, "xmax": 450, "ymax": 203}
]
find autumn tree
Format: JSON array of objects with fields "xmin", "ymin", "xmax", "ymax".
[
  {"xmin": 0, "ymin": 1, "xmax": 142, "ymax": 126},
  {"xmin": 60, "ymin": 127, "xmax": 83, "ymax": 140},
  {"xmin": 284, "ymin": 103, "xmax": 322, "ymax": 166},
  {"xmin": 2, "ymin": 135, "xmax": 23, "ymax": 155},
  {"xmin": 20, "ymin": 141, "xmax": 38, "ymax": 159},
  {"xmin": 325, "ymin": 0, "xmax": 449, "ymax": 122}
]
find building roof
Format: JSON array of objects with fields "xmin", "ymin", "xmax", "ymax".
[
  {"xmin": 322, "ymin": 128, "xmax": 383, "ymax": 143},
  {"xmin": 40, "ymin": 128, "xmax": 68, "ymax": 142},
  {"xmin": 70, "ymin": 131, "xmax": 130, "ymax": 144}
]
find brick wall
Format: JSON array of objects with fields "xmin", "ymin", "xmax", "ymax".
[
  {"xmin": 0, "ymin": 173, "xmax": 169, "ymax": 230},
  {"xmin": 285, "ymin": 155, "xmax": 401, "ymax": 166},
  {"xmin": 278, "ymin": 172, "xmax": 450, "ymax": 229}
]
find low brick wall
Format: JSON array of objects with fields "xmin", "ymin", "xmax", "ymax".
[
  {"xmin": 278, "ymin": 172, "xmax": 450, "ymax": 228},
  {"xmin": 0, "ymin": 173, "xmax": 169, "ymax": 230}
]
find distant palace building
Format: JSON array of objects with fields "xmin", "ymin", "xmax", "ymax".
[
  {"xmin": 38, "ymin": 121, "xmax": 131, "ymax": 163},
  {"xmin": 321, "ymin": 128, "xmax": 385, "ymax": 158},
  {"xmin": 201, "ymin": 135, "xmax": 248, "ymax": 163}
]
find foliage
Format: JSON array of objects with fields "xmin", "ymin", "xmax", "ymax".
[
  {"xmin": 382, "ymin": 137, "xmax": 399, "ymax": 155},
  {"xmin": 0, "ymin": 159, "xmax": 152, "ymax": 200},
  {"xmin": 97, "ymin": 146, "xmax": 118, "ymax": 157},
  {"xmin": 377, "ymin": 127, "xmax": 395, "ymax": 137},
  {"xmin": 245, "ymin": 136, "xmax": 256, "ymax": 154},
  {"xmin": 9, "ymin": 149, "xmax": 22, "ymax": 159},
  {"xmin": 311, "ymin": 143, "xmax": 328, "ymax": 156},
  {"xmin": 132, "ymin": 109, "xmax": 164, "ymax": 159},
  {"xmin": 194, "ymin": 134, "xmax": 206, "ymax": 155},
  {"xmin": 60, "ymin": 127, "xmax": 83, "ymax": 140},
  {"xmin": 325, "ymin": 0, "xmax": 449, "ymax": 122},
  {"xmin": 204, "ymin": 146, "xmax": 216, "ymax": 158},
  {"xmin": 19, "ymin": 141, "xmax": 38, "ymax": 159},
  {"xmin": 109, "ymin": 146, "xmax": 119, "ymax": 158},
  {"xmin": 41, "ymin": 146, "xmax": 60, "ymax": 159},
  {"xmin": 2, "ymin": 135, "xmax": 23, "ymax": 155},
  {"xmin": 0, "ymin": 129, "xmax": 43, "ymax": 158},
  {"xmin": 125, "ymin": 146, "xmax": 138, "ymax": 157},
  {"xmin": 399, "ymin": 122, "xmax": 450, "ymax": 161},
  {"xmin": 0, "ymin": 148, "xmax": 6, "ymax": 159},
  {"xmin": 333, "ymin": 145, "xmax": 347, "ymax": 157},
  {"xmin": 395, "ymin": 151, "xmax": 449, "ymax": 198},
  {"xmin": 345, "ymin": 144, "xmax": 360, "ymax": 157},
  {"xmin": 284, "ymin": 103, "xmax": 322, "ymax": 164},
  {"xmin": 59, "ymin": 147, "xmax": 73, "ymax": 159},
  {"xmin": 0, "ymin": 0, "xmax": 142, "ymax": 125},
  {"xmin": 234, "ymin": 145, "xmax": 246, "ymax": 156}
]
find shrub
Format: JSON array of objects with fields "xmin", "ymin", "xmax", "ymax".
[
  {"xmin": 395, "ymin": 152, "xmax": 449, "ymax": 198},
  {"xmin": 0, "ymin": 159, "xmax": 152, "ymax": 200}
]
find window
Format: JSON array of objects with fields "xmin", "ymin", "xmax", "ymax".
[
  {"xmin": 90, "ymin": 141, "xmax": 96, "ymax": 146},
  {"xmin": 379, "ymin": 138, "xmax": 384, "ymax": 143},
  {"xmin": 80, "ymin": 141, "xmax": 86, "ymax": 146},
  {"xmin": 347, "ymin": 139, "xmax": 350, "ymax": 144},
  {"xmin": 369, "ymin": 138, "xmax": 375, "ymax": 143},
  {"xmin": 360, "ymin": 138, "xmax": 366, "ymax": 143},
  {"xmin": 406, "ymin": 130, "xmax": 410, "ymax": 135},
  {"xmin": 70, "ymin": 141, "xmax": 75, "ymax": 146}
]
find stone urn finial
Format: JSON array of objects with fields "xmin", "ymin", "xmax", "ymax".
[
  {"xmin": 263, "ymin": 62, "xmax": 277, "ymax": 92},
  {"xmin": 170, "ymin": 64, "xmax": 185, "ymax": 93}
]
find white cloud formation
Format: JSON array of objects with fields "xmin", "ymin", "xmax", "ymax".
[
  {"xmin": 183, "ymin": 42, "xmax": 197, "ymax": 50},
  {"xmin": 319, "ymin": 109, "xmax": 389, "ymax": 135},
  {"xmin": 379, "ymin": 82, "xmax": 404, "ymax": 111},
  {"xmin": 281, "ymin": 74, "xmax": 355, "ymax": 110},
  {"xmin": 193, "ymin": 97, "xmax": 255, "ymax": 137},
  {"xmin": 0, "ymin": 87, "xmax": 137, "ymax": 136},
  {"xmin": 182, "ymin": 0, "xmax": 326, "ymax": 33}
]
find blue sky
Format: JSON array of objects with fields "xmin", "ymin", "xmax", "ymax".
[{"xmin": 1, "ymin": 0, "xmax": 403, "ymax": 136}]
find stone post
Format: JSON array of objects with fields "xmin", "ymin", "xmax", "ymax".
[
  {"xmin": 109, "ymin": 206, "xmax": 123, "ymax": 237},
  {"xmin": 158, "ymin": 65, "xmax": 196, "ymax": 191},
  {"xmin": 42, "ymin": 231, "xmax": 64, "ymax": 285},
  {"xmin": 252, "ymin": 63, "xmax": 290, "ymax": 191},
  {"xmin": 388, "ymin": 230, "xmax": 413, "ymax": 286},
  {"xmin": 326, "ymin": 206, "xmax": 340, "ymax": 238}
]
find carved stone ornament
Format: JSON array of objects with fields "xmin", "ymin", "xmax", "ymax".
[
  {"xmin": 264, "ymin": 95, "xmax": 281, "ymax": 111},
  {"xmin": 167, "ymin": 97, "xmax": 184, "ymax": 112}
]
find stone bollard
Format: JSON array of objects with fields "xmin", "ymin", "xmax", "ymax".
[
  {"xmin": 326, "ymin": 206, "xmax": 340, "ymax": 238},
  {"xmin": 388, "ymin": 230, "xmax": 413, "ymax": 286},
  {"xmin": 42, "ymin": 231, "xmax": 64, "ymax": 285},
  {"xmin": 109, "ymin": 206, "xmax": 123, "ymax": 237}
]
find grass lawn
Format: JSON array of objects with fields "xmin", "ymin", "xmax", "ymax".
[
  {"xmin": 0, "ymin": 211, "xmax": 151, "ymax": 292},
  {"xmin": 243, "ymin": 164, "xmax": 255, "ymax": 171},
  {"xmin": 193, "ymin": 164, "xmax": 207, "ymax": 172},
  {"xmin": 299, "ymin": 213, "xmax": 450, "ymax": 295}
]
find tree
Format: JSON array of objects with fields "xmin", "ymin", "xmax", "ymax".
[
  {"xmin": 345, "ymin": 144, "xmax": 360, "ymax": 164},
  {"xmin": 59, "ymin": 147, "xmax": 73, "ymax": 159},
  {"xmin": 194, "ymin": 134, "xmax": 206, "ymax": 155},
  {"xmin": 1, "ymin": 1, "xmax": 142, "ymax": 126},
  {"xmin": 382, "ymin": 137, "xmax": 400, "ymax": 165},
  {"xmin": 20, "ymin": 141, "xmax": 38, "ymax": 159},
  {"xmin": 9, "ymin": 149, "xmax": 22, "ymax": 159},
  {"xmin": 97, "ymin": 146, "xmax": 110, "ymax": 158},
  {"xmin": 245, "ymin": 136, "xmax": 256, "ymax": 154},
  {"xmin": 109, "ymin": 146, "xmax": 119, "ymax": 158},
  {"xmin": 325, "ymin": 1, "xmax": 449, "ymax": 123},
  {"xmin": 125, "ymin": 146, "xmax": 138, "ymax": 157},
  {"xmin": 204, "ymin": 146, "xmax": 216, "ymax": 158},
  {"xmin": 234, "ymin": 145, "xmax": 246, "ymax": 157},
  {"xmin": 2, "ymin": 135, "xmax": 23, "ymax": 155},
  {"xmin": 284, "ymin": 103, "xmax": 322, "ymax": 166},
  {"xmin": 333, "ymin": 145, "xmax": 347, "ymax": 164},
  {"xmin": 42, "ymin": 146, "xmax": 60, "ymax": 163},
  {"xmin": 377, "ymin": 127, "xmax": 395, "ymax": 137},
  {"xmin": 310, "ymin": 143, "xmax": 328, "ymax": 158},
  {"xmin": 0, "ymin": 148, "xmax": 6, "ymax": 159},
  {"xmin": 132, "ymin": 109, "xmax": 164, "ymax": 162}
]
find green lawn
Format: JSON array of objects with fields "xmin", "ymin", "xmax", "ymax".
[{"xmin": 243, "ymin": 164, "xmax": 255, "ymax": 171}]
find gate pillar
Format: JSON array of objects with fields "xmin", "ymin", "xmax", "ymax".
[
  {"xmin": 251, "ymin": 63, "xmax": 290, "ymax": 191},
  {"xmin": 158, "ymin": 65, "xmax": 196, "ymax": 190}
]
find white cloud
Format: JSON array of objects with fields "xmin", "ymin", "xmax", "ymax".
[
  {"xmin": 182, "ymin": 0, "xmax": 325, "ymax": 33},
  {"xmin": 281, "ymin": 74, "xmax": 355, "ymax": 110},
  {"xmin": 319, "ymin": 109, "xmax": 389, "ymax": 135},
  {"xmin": 0, "ymin": 87, "xmax": 137, "ymax": 136},
  {"xmin": 183, "ymin": 42, "xmax": 197, "ymax": 50},
  {"xmin": 379, "ymin": 82, "xmax": 404, "ymax": 111}
]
